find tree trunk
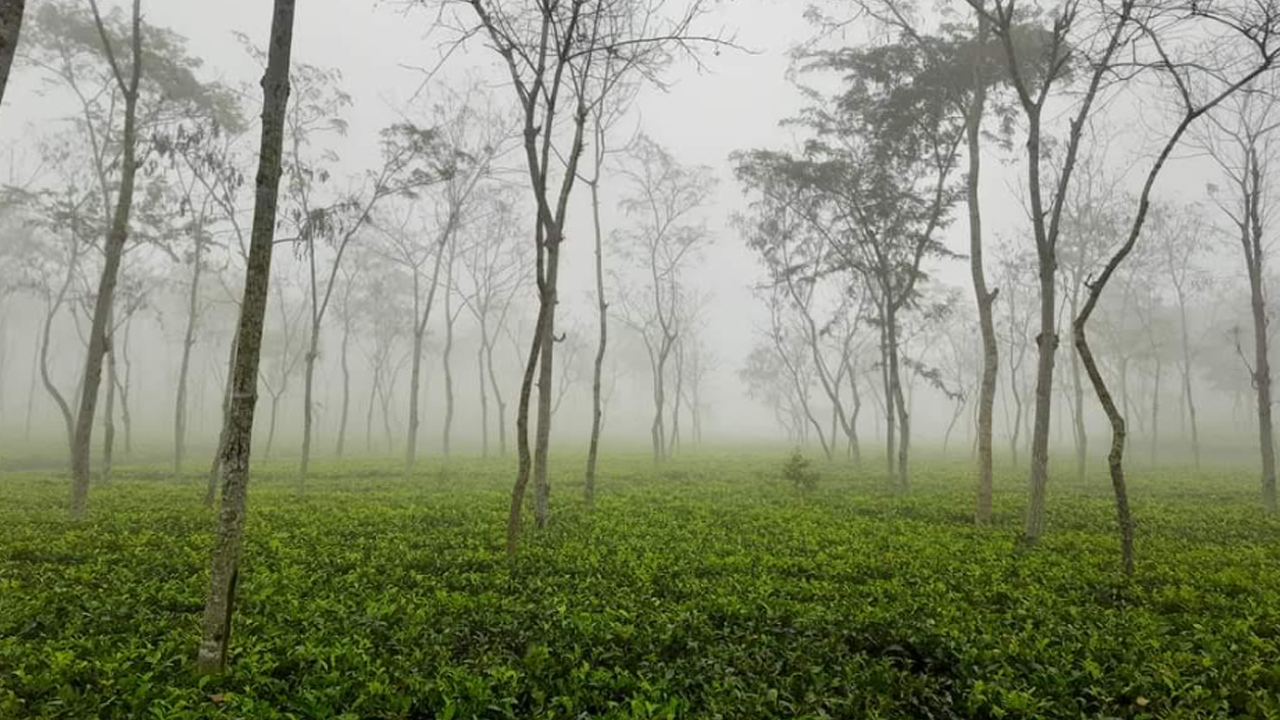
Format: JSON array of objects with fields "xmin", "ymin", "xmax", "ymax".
[
  {"xmin": 101, "ymin": 336, "xmax": 116, "ymax": 484},
  {"xmin": 968, "ymin": 5, "xmax": 997, "ymax": 523},
  {"xmin": 175, "ymin": 231, "xmax": 204, "ymax": 476},
  {"xmin": 532, "ymin": 236, "xmax": 561, "ymax": 529},
  {"xmin": 0, "ymin": 0, "xmax": 25, "ymax": 110},
  {"xmin": 1069, "ymin": 282, "xmax": 1087, "ymax": 481},
  {"xmin": 1176, "ymin": 296, "xmax": 1200, "ymax": 470},
  {"xmin": 442, "ymin": 276, "xmax": 455, "ymax": 461},
  {"xmin": 69, "ymin": 0, "xmax": 143, "ymax": 520},
  {"xmin": 406, "ymin": 329, "xmax": 424, "ymax": 471},
  {"xmin": 507, "ymin": 299, "xmax": 546, "ymax": 554},
  {"xmin": 41, "ymin": 291, "xmax": 77, "ymax": 458},
  {"xmin": 1150, "ymin": 357, "xmax": 1161, "ymax": 467},
  {"xmin": 486, "ymin": 335, "xmax": 507, "ymax": 456},
  {"xmin": 585, "ymin": 179, "xmax": 607, "ymax": 510},
  {"xmin": 886, "ymin": 308, "xmax": 909, "ymax": 492},
  {"xmin": 477, "ymin": 338, "xmax": 489, "ymax": 458},
  {"xmin": 265, "ymin": 394, "xmax": 280, "ymax": 459},
  {"xmin": 205, "ymin": 333, "xmax": 237, "ymax": 507},
  {"xmin": 1075, "ymin": 320, "xmax": 1135, "ymax": 575},
  {"xmin": 196, "ymin": 0, "xmax": 296, "ymax": 675},
  {"xmin": 335, "ymin": 312, "xmax": 350, "ymax": 457},
  {"xmin": 1247, "ymin": 220, "xmax": 1277, "ymax": 512},
  {"xmin": 1025, "ymin": 242, "xmax": 1057, "ymax": 542},
  {"xmin": 299, "ymin": 323, "xmax": 317, "ymax": 489}
]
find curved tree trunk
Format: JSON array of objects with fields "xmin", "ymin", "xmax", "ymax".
[
  {"xmin": 585, "ymin": 179, "xmax": 607, "ymax": 509},
  {"xmin": 70, "ymin": 0, "xmax": 143, "ymax": 520},
  {"xmin": 196, "ymin": 0, "xmax": 296, "ymax": 674},
  {"xmin": 968, "ymin": 5, "xmax": 998, "ymax": 522}
]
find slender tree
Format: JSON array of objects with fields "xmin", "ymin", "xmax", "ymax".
[{"xmin": 196, "ymin": 0, "xmax": 297, "ymax": 675}]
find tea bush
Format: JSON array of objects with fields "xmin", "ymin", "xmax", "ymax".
[{"xmin": 2, "ymin": 453, "xmax": 1279, "ymax": 719}]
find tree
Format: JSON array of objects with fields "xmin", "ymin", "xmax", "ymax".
[
  {"xmin": 196, "ymin": 0, "xmax": 297, "ymax": 676},
  {"xmin": 613, "ymin": 134, "xmax": 715, "ymax": 462},
  {"xmin": 438, "ymin": 0, "xmax": 731, "ymax": 553},
  {"xmin": 1201, "ymin": 84, "xmax": 1280, "ymax": 514},
  {"xmin": 1070, "ymin": 0, "xmax": 1280, "ymax": 573},
  {"xmin": 0, "ymin": 0, "xmax": 24, "ymax": 110},
  {"xmin": 283, "ymin": 59, "xmax": 451, "ymax": 487},
  {"xmin": 457, "ymin": 189, "xmax": 526, "ymax": 458},
  {"xmin": 1155, "ymin": 204, "xmax": 1209, "ymax": 470}
]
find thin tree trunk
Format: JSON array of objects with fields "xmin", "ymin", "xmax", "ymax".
[
  {"xmin": 175, "ymin": 230, "xmax": 203, "ymax": 475},
  {"xmin": 968, "ymin": 4, "xmax": 997, "ymax": 522},
  {"xmin": 1025, "ymin": 243, "xmax": 1057, "ymax": 542},
  {"xmin": 24, "ymin": 337, "xmax": 37, "ymax": 441},
  {"xmin": 1075, "ymin": 321, "xmax": 1135, "ymax": 575},
  {"xmin": 585, "ymin": 178, "xmax": 607, "ymax": 509},
  {"xmin": 477, "ymin": 338, "xmax": 489, "ymax": 458},
  {"xmin": 486, "ymin": 335, "xmax": 507, "ymax": 456},
  {"xmin": 265, "ymin": 394, "xmax": 280, "ymax": 458},
  {"xmin": 196, "ymin": 0, "xmax": 296, "ymax": 675},
  {"xmin": 1150, "ymin": 357, "xmax": 1161, "ymax": 466},
  {"xmin": 335, "ymin": 312, "xmax": 350, "ymax": 457},
  {"xmin": 1177, "ymin": 296, "xmax": 1200, "ymax": 470},
  {"xmin": 532, "ymin": 237, "xmax": 561, "ymax": 529},
  {"xmin": 205, "ymin": 333, "xmax": 237, "ymax": 507},
  {"xmin": 101, "ymin": 335, "xmax": 116, "ymax": 484},
  {"xmin": 442, "ymin": 263, "xmax": 456, "ymax": 460},
  {"xmin": 507, "ymin": 300, "xmax": 546, "ymax": 554},
  {"xmin": 1069, "ymin": 285, "xmax": 1087, "ymax": 482},
  {"xmin": 887, "ymin": 309, "xmax": 909, "ymax": 492},
  {"xmin": 299, "ymin": 321, "xmax": 317, "ymax": 489},
  {"xmin": 1245, "ymin": 150, "xmax": 1278, "ymax": 512},
  {"xmin": 406, "ymin": 329, "xmax": 424, "ymax": 470},
  {"xmin": 70, "ymin": 0, "xmax": 143, "ymax": 520}
]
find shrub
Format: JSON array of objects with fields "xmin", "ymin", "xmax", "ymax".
[{"xmin": 781, "ymin": 448, "xmax": 819, "ymax": 492}]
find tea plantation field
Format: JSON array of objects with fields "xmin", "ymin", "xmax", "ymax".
[{"xmin": 2, "ymin": 453, "xmax": 1280, "ymax": 719}]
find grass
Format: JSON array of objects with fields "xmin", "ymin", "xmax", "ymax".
[{"xmin": 2, "ymin": 451, "xmax": 1280, "ymax": 719}]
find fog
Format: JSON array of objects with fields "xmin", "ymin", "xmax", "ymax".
[
  {"xmin": 10, "ymin": 0, "xmax": 1280, "ymax": 711},
  {"xmin": 0, "ymin": 0, "xmax": 1275, "ymax": 473}
]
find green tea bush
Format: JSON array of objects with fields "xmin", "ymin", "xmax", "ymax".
[
  {"xmin": 2, "ymin": 454, "xmax": 1280, "ymax": 719},
  {"xmin": 780, "ymin": 448, "xmax": 819, "ymax": 492}
]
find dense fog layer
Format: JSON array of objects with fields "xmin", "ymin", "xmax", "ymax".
[{"xmin": 0, "ymin": 0, "xmax": 1275, "ymax": 478}]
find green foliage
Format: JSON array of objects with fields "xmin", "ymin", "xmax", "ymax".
[
  {"xmin": 781, "ymin": 448, "xmax": 819, "ymax": 492},
  {"xmin": 2, "ymin": 455, "xmax": 1280, "ymax": 719}
]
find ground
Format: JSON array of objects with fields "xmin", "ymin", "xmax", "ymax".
[{"xmin": 2, "ymin": 451, "xmax": 1279, "ymax": 719}]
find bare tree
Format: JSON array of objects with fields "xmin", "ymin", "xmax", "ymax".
[
  {"xmin": 1202, "ymin": 84, "xmax": 1280, "ymax": 514},
  {"xmin": 437, "ymin": 0, "xmax": 732, "ymax": 553},
  {"xmin": 458, "ymin": 189, "xmax": 526, "ymax": 458},
  {"xmin": 1071, "ymin": 0, "xmax": 1280, "ymax": 573},
  {"xmin": 613, "ymin": 134, "xmax": 714, "ymax": 462}
]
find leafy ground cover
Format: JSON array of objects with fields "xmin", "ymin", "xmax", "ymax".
[{"xmin": 2, "ymin": 452, "xmax": 1280, "ymax": 719}]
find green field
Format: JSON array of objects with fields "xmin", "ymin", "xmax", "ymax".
[{"xmin": 3, "ymin": 453, "xmax": 1280, "ymax": 719}]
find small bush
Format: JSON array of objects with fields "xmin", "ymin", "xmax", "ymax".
[{"xmin": 781, "ymin": 448, "xmax": 819, "ymax": 492}]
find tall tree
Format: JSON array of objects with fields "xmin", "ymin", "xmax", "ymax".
[
  {"xmin": 613, "ymin": 134, "xmax": 715, "ymax": 462},
  {"xmin": 1071, "ymin": 0, "xmax": 1280, "ymax": 573},
  {"xmin": 196, "ymin": 0, "xmax": 297, "ymax": 675},
  {"xmin": 442, "ymin": 0, "xmax": 731, "ymax": 553},
  {"xmin": 67, "ymin": 0, "xmax": 143, "ymax": 519},
  {"xmin": 1202, "ymin": 85, "xmax": 1280, "ymax": 514}
]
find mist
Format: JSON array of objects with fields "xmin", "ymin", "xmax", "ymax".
[{"xmin": 4, "ymin": 0, "xmax": 1280, "ymax": 715}]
